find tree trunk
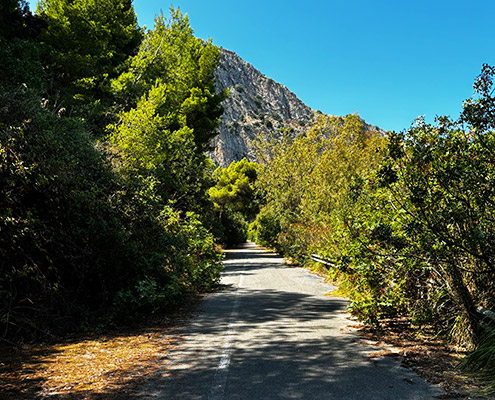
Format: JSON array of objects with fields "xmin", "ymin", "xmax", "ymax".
[{"xmin": 445, "ymin": 263, "xmax": 481, "ymax": 344}]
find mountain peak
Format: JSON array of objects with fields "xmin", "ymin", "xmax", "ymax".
[
  {"xmin": 208, "ymin": 47, "xmax": 315, "ymax": 167},
  {"xmin": 208, "ymin": 47, "xmax": 384, "ymax": 167}
]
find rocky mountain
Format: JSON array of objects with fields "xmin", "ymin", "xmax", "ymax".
[
  {"xmin": 207, "ymin": 47, "xmax": 315, "ymax": 167},
  {"xmin": 208, "ymin": 47, "xmax": 384, "ymax": 167}
]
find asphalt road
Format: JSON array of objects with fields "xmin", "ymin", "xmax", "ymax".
[{"xmin": 139, "ymin": 242, "xmax": 445, "ymax": 399}]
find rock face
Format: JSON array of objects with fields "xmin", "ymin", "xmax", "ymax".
[
  {"xmin": 208, "ymin": 47, "xmax": 385, "ymax": 167},
  {"xmin": 208, "ymin": 47, "xmax": 315, "ymax": 167}
]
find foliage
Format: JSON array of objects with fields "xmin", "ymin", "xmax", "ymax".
[
  {"xmin": 36, "ymin": 0, "xmax": 143, "ymax": 130},
  {"xmin": 462, "ymin": 327, "xmax": 495, "ymax": 395},
  {"xmin": 0, "ymin": 2, "xmax": 224, "ymax": 343},
  {"xmin": 109, "ymin": 8, "xmax": 226, "ymax": 215},
  {"xmin": 254, "ymin": 66, "xmax": 495, "ymax": 357},
  {"xmin": 217, "ymin": 208, "xmax": 249, "ymax": 246},
  {"xmin": 348, "ymin": 68, "xmax": 495, "ymax": 344},
  {"xmin": 253, "ymin": 114, "xmax": 384, "ymax": 260},
  {"xmin": 371, "ymin": 120, "xmax": 495, "ymax": 341},
  {"xmin": 0, "ymin": 0, "xmax": 45, "ymax": 40},
  {"xmin": 111, "ymin": 8, "xmax": 225, "ymax": 152},
  {"xmin": 109, "ymin": 206, "xmax": 223, "ymax": 320},
  {"xmin": 248, "ymin": 209, "xmax": 281, "ymax": 249},
  {"xmin": 209, "ymin": 158, "xmax": 259, "ymax": 244},
  {"xmin": 0, "ymin": 97, "xmax": 130, "ymax": 339}
]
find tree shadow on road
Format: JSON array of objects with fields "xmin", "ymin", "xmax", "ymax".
[{"xmin": 136, "ymin": 285, "xmax": 443, "ymax": 399}]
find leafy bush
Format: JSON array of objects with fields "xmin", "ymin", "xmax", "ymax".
[
  {"xmin": 254, "ymin": 67, "xmax": 495, "ymax": 356},
  {"xmin": 209, "ymin": 158, "xmax": 259, "ymax": 245},
  {"xmin": 0, "ymin": 100, "xmax": 130, "ymax": 339},
  {"xmin": 219, "ymin": 209, "xmax": 248, "ymax": 246},
  {"xmin": 249, "ymin": 210, "xmax": 281, "ymax": 249},
  {"xmin": 0, "ymin": 3, "xmax": 226, "ymax": 343}
]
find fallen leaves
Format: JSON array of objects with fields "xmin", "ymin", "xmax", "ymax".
[
  {"xmin": 0, "ymin": 329, "xmax": 178, "ymax": 399},
  {"xmin": 368, "ymin": 349, "xmax": 400, "ymax": 359},
  {"xmin": 357, "ymin": 319, "xmax": 489, "ymax": 398}
]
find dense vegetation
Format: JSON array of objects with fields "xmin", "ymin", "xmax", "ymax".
[
  {"xmin": 250, "ymin": 72, "xmax": 495, "ymax": 384},
  {"xmin": 209, "ymin": 158, "xmax": 259, "ymax": 245},
  {"xmin": 0, "ymin": 0, "xmax": 224, "ymax": 343},
  {"xmin": 2, "ymin": 1, "xmax": 494, "ymax": 387}
]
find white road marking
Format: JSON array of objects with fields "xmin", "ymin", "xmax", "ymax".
[{"xmin": 208, "ymin": 274, "xmax": 244, "ymax": 400}]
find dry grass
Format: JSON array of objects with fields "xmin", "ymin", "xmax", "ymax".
[
  {"xmin": 368, "ymin": 349, "xmax": 400, "ymax": 358},
  {"xmin": 1, "ymin": 292, "xmax": 490, "ymax": 400},
  {"xmin": 0, "ymin": 295, "xmax": 204, "ymax": 400}
]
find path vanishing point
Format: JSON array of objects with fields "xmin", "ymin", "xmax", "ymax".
[{"xmin": 138, "ymin": 242, "xmax": 445, "ymax": 399}]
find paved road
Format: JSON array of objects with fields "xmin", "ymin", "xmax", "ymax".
[{"xmin": 139, "ymin": 243, "xmax": 444, "ymax": 399}]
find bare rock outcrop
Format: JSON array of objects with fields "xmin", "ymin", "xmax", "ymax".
[
  {"xmin": 208, "ymin": 47, "xmax": 385, "ymax": 167},
  {"xmin": 208, "ymin": 48, "xmax": 314, "ymax": 167}
]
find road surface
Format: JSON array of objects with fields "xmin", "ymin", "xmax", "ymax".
[{"xmin": 139, "ymin": 243, "xmax": 444, "ymax": 399}]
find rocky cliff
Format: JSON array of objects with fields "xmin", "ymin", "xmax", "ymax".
[
  {"xmin": 208, "ymin": 47, "xmax": 384, "ymax": 167},
  {"xmin": 207, "ymin": 47, "xmax": 315, "ymax": 167}
]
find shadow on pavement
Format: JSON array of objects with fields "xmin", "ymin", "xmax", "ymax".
[{"xmin": 135, "ymin": 244, "xmax": 443, "ymax": 399}]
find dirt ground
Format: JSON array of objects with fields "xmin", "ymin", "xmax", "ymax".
[
  {"xmin": 357, "ymin": 318, "xmax": 492, "ymax": 399},
  {"xmin": 0, "ymin": 296, "xmax": 202, "ymax": 400},
  {"xmin": 0, "ymin": 296, "xmax": 491, "ymax": 399}
]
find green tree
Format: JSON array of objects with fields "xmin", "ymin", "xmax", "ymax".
[
  {"xmin": 209, "ymin": 158, "xmax": 258, "ymax": 219},
  {"xmin": 343, "ymin": 66, "xmax": 495, "ymax": 344},
  {"xmin": 36, "ymin": 0, "xmax": 142, "ymax": 129},
  {"xmin": 0, "ymin": 3, "xmax": 224, "ymax": 343},
  {"xmin": 0, "ymin": 0, "xmax": 45, "ymax": 39},
  {"xmin": 0, "ymin": 0, "xmax": 46, "ymax": 111},
  {"xmin": 209, "ymin": 158, "xmax": 259, "ymax": 244},
  {"xmin": 111, "ymin": 7, "xmax": 225, "ymax": 151},
  {"xmin": 254, "ymin": 115, "xmax": 384, "ymax": 259},
  {"xmin": 374, "ymin": 120, "xmax": 495, "ymax": 342},
  {"xmin": 109, "ymin": 8, "xmax": 226, "ymax": 214}
]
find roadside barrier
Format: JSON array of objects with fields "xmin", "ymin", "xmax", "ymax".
[
  {"xmin": 311, "ymin": 255, "xmax": 495, "ymax": 333},
  {"xmin": 310, "ymin": 254, "xmax": 337, "ymax": 269},
  {"xmin": 477, "ymin": 306, "xmax": 495, "ymax": 332}
]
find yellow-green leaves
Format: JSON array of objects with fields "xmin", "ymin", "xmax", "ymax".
[
  {"xmin": 109, "ymin": 82, "xmax": 192, "ymax": 173},
  {"xmin": 209, "ymin": 158, "xmax": 259, "ymax": 245},
  {"xmin": 253, "ymin": 114, "xmax": 385, "ymax": 261},
  {"xmin": 209, "ymin": 158, "xmax": 257, "ymax": 215},
  {"xmin": 1, "ymin": 1, "xmax": 225, "ymax": 343},
  {"xmin": 108, "ymin": 8, "xmax": 224, "ymax": 211}
]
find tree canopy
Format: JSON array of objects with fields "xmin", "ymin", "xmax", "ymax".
[
  {"xmin": 36, "ymin": 0, "xmax": 143, "ymax": 129},
  {"xmin": 0, "ymin": 2, "xmax": 224, "ymax": 342},
  {"xmin": 209, "ymin": 158, "xmax": 259, "ymax": 244},
  {"xmin": 252, "ymin": 71, "xmax": 495, "ymax": 358}
]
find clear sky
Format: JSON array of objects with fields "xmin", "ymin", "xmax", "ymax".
[{"xmin": 28, "ymin": 0, "xmax": 495, "ymax": 132}]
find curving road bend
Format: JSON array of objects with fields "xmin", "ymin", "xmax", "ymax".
[{"xmin": 138, "ymin": 242, "xmax": 444, "ymax": 399}]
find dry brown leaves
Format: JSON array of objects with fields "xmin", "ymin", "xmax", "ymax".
[
  {"xmin": 0, "ymin": 327, "xmax": 179, "ymax": 399},
  {"xmin": 357, "ymin": 318, "xmax": 490, "ymax": 399}
]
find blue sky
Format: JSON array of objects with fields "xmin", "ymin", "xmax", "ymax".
[{"xmin": 28, "ymin": 0, "xmax": 495, "ymax": 132}]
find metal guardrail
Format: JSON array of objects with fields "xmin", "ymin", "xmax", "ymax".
[
  {"xmin": 476, "ymin": 306, "xmax": 495, "ymax": 334},
  {"xmin": 312, "ymin": 255, "xmax": 495, "ymax": 331},
  {"xmin": 310, "ymin": 254, "xmax": 337, "ymax": 269},
  {"xmin": 477, "ymin": 306, "xmax": 495, "ymax": 323},
  {"xmin": 311, "ymin": 256, "xmax": 495, "ymax": 328}
]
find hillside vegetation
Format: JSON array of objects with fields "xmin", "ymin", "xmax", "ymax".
[
  {"xmin": 0, "ymin": 0, "xmax": 226, "ymax": 343},
  {"xmin": 249, "ymin": 74, "xmax": 495, "ymax": 389},
  {"xmin": 2, "ymin": 0, "xmax": 494, "ymax": 389}
]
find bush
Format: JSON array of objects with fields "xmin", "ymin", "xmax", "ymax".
[
  {"xmin": 218, "ymin": 209, "xmax": 248, "ymax": 246},
  {"xmin": 0, "ymin": 101, "xmax": 130, "ymax": 340},
  {"xmin": 249, "ymin": 210, "xmax": 281, "ymax": 249}
]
